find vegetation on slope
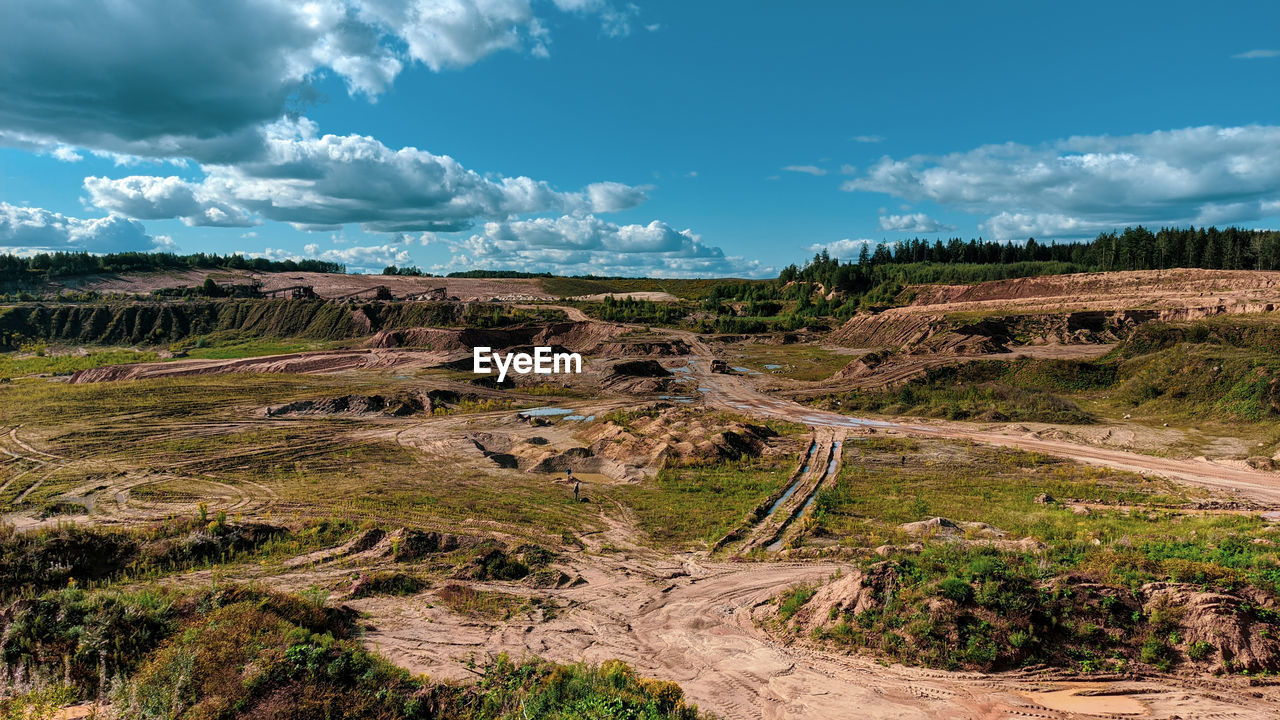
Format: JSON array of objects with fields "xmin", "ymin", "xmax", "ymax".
[
  {"xmin": 775, "ymin": 439, "xmax": 1280, "ymax": 675},
  {"xmin": 0, "ymin": 583, "xmax": 708, "ymax": 720},
  {"xmin": 816, "ymin": 362, "xmax": 1098, "ymax": 424},
  {"xmin": 613, "ymin": 455, "xmax": 798, "ymax": 548},
  {"xmin": 816, "ymin": 317, "xmax": 1280, "ymax": 429},
  {"xmin": 0, "ymin": 300, "xmax": 566, "ymax": 350}
]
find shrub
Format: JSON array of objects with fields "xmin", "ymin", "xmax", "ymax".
[
  {"xmin": 1139, "ymin": 636, "xmax": 1176, "ymax": 671},
  {"xmin": 1187, "ymin": 640, "xmax": 1214, "ymax": 661},
  {"xmin": 937, "ymin": 577, "xmax": 974, "ymax": 604}
]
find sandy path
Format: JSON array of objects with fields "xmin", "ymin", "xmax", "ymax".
[
  {"xmin": 354, "ymin": 538, "xmax": 1279, "ymax": 720},
  {"xmin": 694, "ymin": 364, "xmax": 1280, "ymax": 506}
]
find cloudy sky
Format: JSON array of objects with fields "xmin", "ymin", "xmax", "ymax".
[{"xmin": 2, "ymin": 1, "xmax": 1279, "ymax": 276}]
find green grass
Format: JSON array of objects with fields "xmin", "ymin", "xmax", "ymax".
[
  {"xmin": 785, "ymin": 438, "xmax": 1280, "ymax": 674},
  {"xmin": 179, "ymin": 336, "xmax": 346, "ymax": 359},
  {"xmin": 816, "ymin": 364, "xmax": 1095, "ymax": 424},
  {"xmin": 1113, "ymin": 345, "xmax": 1280, "ymax": 423},
  {"xmin": 433, "ymin": 583, "xmax": 533, "ymax": 620},
  {"xmin": 806, "ymin": 439, "xmax": 1280, "ymax": 594},
  {"xmin": 609, "ymin": 455, "xmax": 796, "ymax": 548},
  {"xmin": 0, "ymin": 347, "xmax": 158, "ymax": 379},
  {"xmin": 0, "ymin": 515, "xmax": 363, "ymax": 599},
  {"xmin": 776, "ymin": 585, "xmax": 816, "ymax": 621},
  {"xmin": 721, "ymin": 344, "xmax": 853, "ymax": 381}
]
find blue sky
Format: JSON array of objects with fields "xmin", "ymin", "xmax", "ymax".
[{"xmin": 2, "ymin": 1, "xmax": 1279, "ymax": 276}]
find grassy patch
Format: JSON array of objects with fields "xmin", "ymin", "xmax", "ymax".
[
  {"xmin": 610, "ymin": 455, "xmax": 796, "ymax": 548},
  {"xmin": 179, "ymin": 336, "xmax": 344, "ymax": 359},
  {"xmin": 0, "ymin": 347, "xmax": 158, "ymax": 379},
  {"xmin": 806, "ymin": 439, "xmax": 1280, "ymax": 594},
  {"xmin": 722, "ymin": 344, "xmax": 854, "ymax": 381},
  {"xmin": 777, "ymin": 585, "xmax": 816, "ymax": 622},
  {"xmin": 0, "ymin": 515, "xmax": 358, "ymax": 599},
  {"xmin": 0, "ymin": 373, "xmax": 597, "ymax": 539},
  {"xmin": 434, "ymin": 583, "xmax": 532, "ymax": 620},
  {"xmin": 799, "ymin": 541, "xmax": 1280, "ymax": 673},
  {"xmin": 1113, "ymin": 345, "xmax": 1280, "ymax": 423},
  {"xmin": 816, "ymin": 363, "xmax": 1095, "ymax": 424}
]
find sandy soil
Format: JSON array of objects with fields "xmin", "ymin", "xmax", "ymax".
[
  {"xmin": 205, "ymin": 506, "xmax": 1280, "ymax": 720},
  {"xmin": 571, "ymin": 291, "xmax": 680, "ymax": 302},
  {"xmin": 67, "ymin": 348, "xmax": 462, "ymax": 383},
  {"xmin": 906, "ymin": 268, "xmax": 1280, "ymax": 314}
]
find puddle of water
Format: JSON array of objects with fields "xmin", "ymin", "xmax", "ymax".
[
  {"xmin": 763, "ymin": 442, "xmax": 817, "ymax": 517},
  {"xmin": 766, "ymin": 474, "xmax": 806, "ymax": 517},
  {"xmin": 763, "ymin": 364, "xmax": 782, "ymax": 370},
  {"xmin": 796, "ymin": 441, "xmax": 844, "ymax": 517},
  {"xmin": 519, "ymin": 407, "xmax": 575, "ymax": 417},
  {"xmin": 731, "ymin": 366, "xmax": 762, "ymax": 375},
  {"xmin": 563, "ymin": 414, "xmax": 596, "ymax": 422},
  {"xmin": 670, "ymin": 366, "xmax": 691, "ymax": 373},
  {"xmin": 1018, "ymin": 687, "xmax": 1146, "ymax": 716},
  {"xmin": 658, "ymin": 395, "xmax": 694, "ymax": 403},
  {"xmin": 697, "ymin": 387, "xmax": 711, "ymax": 393}
]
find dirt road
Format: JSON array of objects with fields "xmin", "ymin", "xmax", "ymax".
[
  {"xmin": 350, "ymin": 518, "xmax": 1280, "ymax": 720},
  {"xmin": 693, "ymin": 362, "xmax": 1280, "ymax": 506}
]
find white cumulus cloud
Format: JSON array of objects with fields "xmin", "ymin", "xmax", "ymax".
[
  {"xmin": 0, "ymin": 203, "xmax": 159, "ymax": 253},
  {"xmin": 877, "ymin": 213, "xmax": 955, "ymax": 233},
  {"xmin": 807, "ymin": 238, "xmax": 876, "ymax": 259},
  {"xmin": 843, "ymin": 125, "xmax": 1280, "ymax": 240},
  {"xmin": 85, "ymin": 118, "xmax": 647, "ymax": 233},
  {"xmin": 782, "ymin": 165, "xmax": 827, "ymax": 176},
  {"xmin": 453, "ymin": 214, "xmax": 768, "ymax": 277}
]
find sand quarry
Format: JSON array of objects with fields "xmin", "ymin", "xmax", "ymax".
[{"xmin": 9, "ymin": 269, "xmax": 1280, "ymax": 719}]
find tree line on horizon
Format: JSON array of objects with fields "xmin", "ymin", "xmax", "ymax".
[
  {"xmin": 0, "ymin": 251, "xmax": 345, "ymax": 286},
  {"xmin": 3, "ymin": 226, "xmax": 1278, "ymax": 292},
  {"xmin": 780, "ymin": 226, "xmax": 1280, "ymax": 295}
]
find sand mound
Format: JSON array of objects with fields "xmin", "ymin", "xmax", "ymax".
[
  {"xmin": 266, "ymin": 391, "xmax": 435, "ymax": 417},
  {"xmin": 1142, "ymin": 582, "xmax": 1280, "ymax": 674},
  {"xmin": 579, "ymin": 406, "xmax": 778, "ymax": 469},
  {"xmin": 791, "ymin": 563, "xmax": 900, "ymax": 634},
  {"xmin": 898, "ymin": 517, "xmax": 1007, "ymax": 540}
]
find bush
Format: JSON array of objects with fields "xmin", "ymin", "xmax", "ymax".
[
  {"xmin": 1139, "ymin": 636, "xmax": 1176, "ymax": 671},
  {"xmin": 937, "ymin": 577, "xmax": 974, "ymax": 604},
  {"xmin": 1187, "ymin": 640, "xmax": 1214, "ymax": 661}
]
